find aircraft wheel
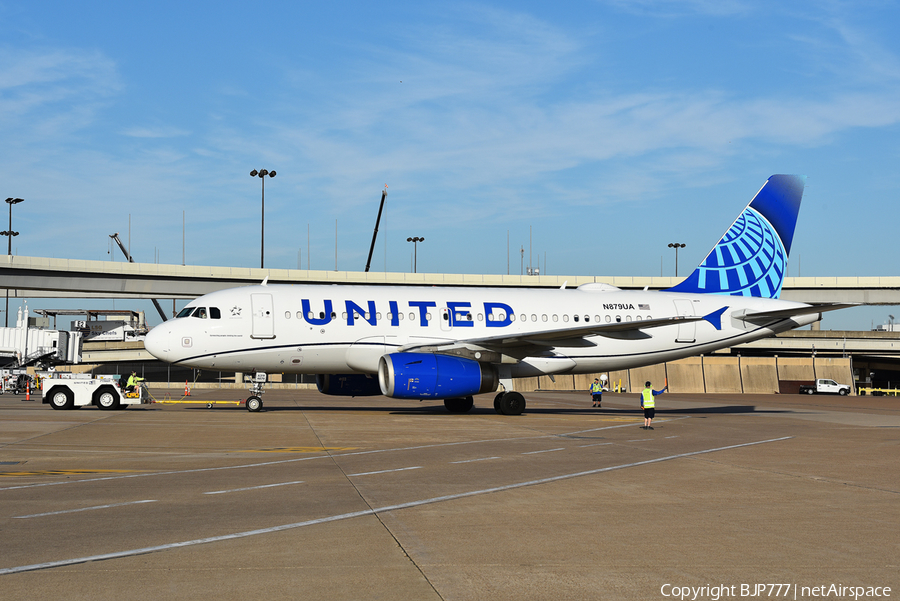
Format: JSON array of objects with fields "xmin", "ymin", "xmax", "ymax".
[
  {"xmin": 494, "ymin": 392, "xmax": 504, "ymax": 414},
  {"xmin": 246, "ymin": 396, "xmax": 263, "ymax": 412},
  {"xmin": 445, "ymin": 396, "xmax": 474, "ymax": 413},
  {"xmin": 499, "ymin": 391, "xmax": 525, "ymax": 416}
]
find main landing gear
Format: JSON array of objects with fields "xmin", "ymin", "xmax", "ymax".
[{"xmin": 493, "ymin": 391, "xmax": 525, "ymax": 416}]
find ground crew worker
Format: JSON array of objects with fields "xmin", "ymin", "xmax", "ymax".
[
  {"xmin": 126, "ymin": 371, "xmax": 144, "ymax": 393},
  {"xmin": 590, "ymin": 378, "xmax": 603, "ymax": 408},
  {"xmin": 640, "ymin": 380, "xmax": 667, "ymax": 429}
]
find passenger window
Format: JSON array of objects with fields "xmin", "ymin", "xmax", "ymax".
[
  {"xmin": 616, "ymin": 315, "xmax": 621, "ymax": 323},
  {"xmin": 409, "ymin": 312, "xmax": 415, "ymax": 321},
  {"xmin": 296, "ymin": 311, "xmax": 303, "ymax": 319},
  {"xmin": 210, "ymin": 307, "xmax": 221, "ymax": 319},
  {"xmin": 574, "ymin": 315, "xmax": 579, "ymax": 322},
  {"xmin": 563, "ymin": 315, "xmax": 569, "ymax": 322},
  {"xmin": 285, "ymin": 312, "xmax": 291, "ymax": 319},
  {"xmin": 531, "ymin": 314, "xmax": 537, "ymax": 322},
  {"xmin": 542, "ymin": 315, "xmax": 548, "ymax": 322},
  {"xmin": 605, "ymin": 315, "xmax": 611, "ymax": 323},
  {"xmin": 552, "ymin": 315, "xmax": 558, "ymax": 322}
]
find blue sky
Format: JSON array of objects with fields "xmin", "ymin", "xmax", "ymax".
[{"xmin": 1, "ymin": 0, "xmax": 898, "ymax": 329}]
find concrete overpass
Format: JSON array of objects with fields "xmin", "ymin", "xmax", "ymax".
[{"xmin": 3, "ymin": 255, "xmax": 899, "ymax": 305}]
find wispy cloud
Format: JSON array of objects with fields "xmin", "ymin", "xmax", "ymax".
[
  {"xmin": 121, "ymin": 126, "xmax": 191, "ymax": 139},
  {"xmin": 0, "ymin": 47, "xmax": 120, "ymax": 138}
]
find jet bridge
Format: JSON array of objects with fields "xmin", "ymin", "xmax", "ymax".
[{"xmin": 0, "ymin": 304, "xmax": 82, "ymax": 368}]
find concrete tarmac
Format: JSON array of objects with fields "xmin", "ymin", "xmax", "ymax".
[{"xmin": 0, "ymin": 389, "xmax": 897, "ymax": 600}]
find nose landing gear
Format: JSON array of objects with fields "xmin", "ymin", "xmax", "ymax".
[{"xmin": 244, "ymin": 372, "xmax": 266, "ymax": 412}]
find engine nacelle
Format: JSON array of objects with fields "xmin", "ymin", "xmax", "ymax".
[
  {"xmin": 378, "ymin": 353, "xmax": 498, "ymax": 399},
  {"xmin": 316, "ymin": 374, "xmax": 383, "ymax": 397}
]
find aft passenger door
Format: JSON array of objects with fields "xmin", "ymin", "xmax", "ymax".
[
  {"xmin": 251, "ymin": 293, "xmax": 275, "ymax": 339},
  {"xmin": 673, "ymin": 299, "xmax": 695, "ymax": 343}
]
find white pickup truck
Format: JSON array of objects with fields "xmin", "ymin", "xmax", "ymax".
[{"xmin": 798, "ymin": 379, "xmax": 851, "ymax": 396}]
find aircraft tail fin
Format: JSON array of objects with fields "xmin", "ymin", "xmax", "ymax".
[{"xmin": 667, "ymin": 174, "xmax": 806, "ymax": 299}]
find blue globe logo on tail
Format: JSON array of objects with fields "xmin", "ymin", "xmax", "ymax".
[{"xmin": 668, "ymin": 175, "xmax": 806, "ymax": 299}]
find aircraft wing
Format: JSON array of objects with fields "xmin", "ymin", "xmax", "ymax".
[{"xmin": 397, "ymin": 312, "xmax": 716, "ymax": 354}]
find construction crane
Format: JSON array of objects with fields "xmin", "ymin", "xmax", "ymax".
[
  {"xmin": 364, "ymin": 186, "xmax": 388, "ymax": 273},
  {"xmin": 109, "ymin": 233, "xmax": 168, "ymax": 322}
]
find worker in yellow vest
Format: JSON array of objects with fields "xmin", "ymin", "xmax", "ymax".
[
  {"xmin": 640, "ymin": 380, "xmax": 667, "ymax": 429},
  {"xmin": 590, "ymin": 378, "xmax": 604, "ymax": 408},
  {"xmin": 126, "ymin": 371, "xmax": 145, "ymax": 394}
]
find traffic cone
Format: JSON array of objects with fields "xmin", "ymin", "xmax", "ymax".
[
  {"xmin": 25, "ymin": 387, "xmax": 30, "ymax": 401},
  {"xmin": 185, "ymin": 381, "xmax": 191, "ymax": 396}
]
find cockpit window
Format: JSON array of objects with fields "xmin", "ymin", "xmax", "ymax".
[
  {"xmin": 210, "ymin": 307, "xmax": 221, "ymax": 319},
  {"xmin": 194, "ymin": 308, "xmax": 208, "ymax": 319},
  {"xmin": 176, "ymin": 307, "xmax": 195, "ymax": 318}
]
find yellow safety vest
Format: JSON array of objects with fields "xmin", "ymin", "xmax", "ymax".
[
  {"xmin": 641, "ymin": 388, "xmax": 655, "ymax": 408},
  {"xmin": 591, "ymin": 382, "xmax": 602, "ymax": 393}
]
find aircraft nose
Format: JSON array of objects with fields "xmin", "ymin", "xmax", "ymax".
[{"xmin": 144, "ymin": 323, "xmax": 171, "ymax": 362}]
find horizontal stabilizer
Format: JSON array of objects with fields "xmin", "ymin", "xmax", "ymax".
[{"xmin": 736, "ymin": 303, "xmax": 858, "ymax": 323}]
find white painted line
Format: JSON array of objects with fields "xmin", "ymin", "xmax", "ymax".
[
  {"xmin": 0, "ymin": 418, "xmax": 691, "ymax": 493},
  {"xmin": 522, "ymin": 448, "xmax": 565, "ymax": 455},
  {"xmin": 204, "ymin": 480, "xmax": 305, "ymax": 495},
  {"xmin": 450, "ymin": 456, "xmax": 501, "ymax": 464},
  {"xmin": 577, "ymin": 442, "xmax": 613, "ymax": 448},
  {"xmin": 0, "ymin": 436, "xmax": 791, "ymax": 575},
  {"xmin": 665, "ymin": 436, "xmax": 679, "ymax": 439},
  {"xmin": 12, "ymin": 500, "xmax": 157, "ymax": 519},
  {"xmin": 346, "ymin": 466, "xmax": 422, "ymax": 477},
  {"xmin": 627, "ymin": 439, "xmax": 652, "ymax": 442}
]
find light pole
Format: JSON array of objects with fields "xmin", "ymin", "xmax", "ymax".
[
  {"xmin": 406, "ymin": 236, "xmax": 424, "ymax": 273},
  {"xmin": 2, "ymin": 197, "xmax": 24, "ymax": 327},
  {"xmin": 250, "ymin": 169, "xmax": 276, "ymax": 268},
  {"xmin": 668, "ymin": 242, "xmax": 686, "ymax": 277}
]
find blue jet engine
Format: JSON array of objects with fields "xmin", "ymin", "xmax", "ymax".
[
  {"xmin": 378, "ymin": 353, "xmax": 498, "ymax": 399},
  {"xmin": 316, "ymin": 373, "xmax": 383, "ymax": 396}
]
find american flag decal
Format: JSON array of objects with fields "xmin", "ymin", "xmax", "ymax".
[{"xmin": 638, "ymin": 304, "xmax": 650, "ymax": 310}]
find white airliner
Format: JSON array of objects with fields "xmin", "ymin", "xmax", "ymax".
[{"xmin": 145, "ymin": 175, "xmax": 848, "ymax": 414}]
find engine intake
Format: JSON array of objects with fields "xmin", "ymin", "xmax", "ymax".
[
  {"xmin": 378, "ymin": 353, "xmax": 498, "ymax": 399},
  {"xmin": 316, "ymin": 374, "xmax": 383, "ymax": 396}
]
